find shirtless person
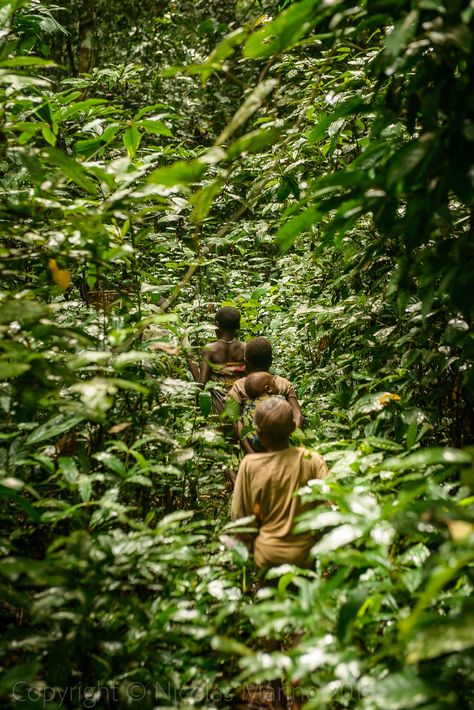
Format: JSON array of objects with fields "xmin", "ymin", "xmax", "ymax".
[
  {"xmin": 227, "ymin": 337, "xmax": 304, "ymax": 438},
  {"xmin": 231, "ymin": 396, "xmax": 328, "ymax": 569},
  {"xmin": 188, "ymin": 306, "xmax": 245, "ymax": 413}
]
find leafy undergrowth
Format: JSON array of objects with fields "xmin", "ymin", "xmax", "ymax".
[{"xmin": 1, "ymin": 1, "xmax": 474, "ymax": 708}]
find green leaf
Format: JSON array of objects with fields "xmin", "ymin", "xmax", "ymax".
[
  {"xmin": 94, "ymin": 451, "xmax": 127, "ymax": 476},
  {"xmin": 136, "ymin": 118, "xmax": 172, "ymax": 137},
  {"xmin": 200, "ymin": 27, "xmax": 247, "ymax": 81},
  {"xmin": 55, "ymin": 98, "xmax": 107, "ymax": 122},
  {"xmin": 406, "ymin": 608, "xmax": 474, "ymax": 662},
  {"xmin": 0, "ymin": 300, "xmax": 48, "ymax": 325},
  {"xmin": 336, "ymin": 590, "xmax": 366, "ymax": 643},
  {"xmin": 306, "ymin": 97, "xmax": 366, "ymax": 144},
  {"xmin": 383, "ymin": 447, "xmax": 472, "ymax": 471},
  {"xmin": 190, "ymin": 177, "xmax": 224, "ymax": 222},
  {"xmin": 123, "ymin": 125, "xmax": 141, "ymax": 159},
  {"xmin": 147, "ymin": 159, "xmax": 207, "ymax": 187},
  {"xmin": 365, "ymin": 436, "xmax": 404, "ymax": 452},
  {"xmin": 42, "ymin": 146, "xmax": 98, "ymax": 194},
  {"xmin": 364, "ymin": 669, "xmax": 433, "ymax": 710},
  {"xmin": 311, "ymin": 524, "xmax": 366, "ymax": 555},
  {"xmin": 41, "ymin": 124, "xmax": 56, "ymax": 145},
  {"xmin": 211, "ymin": 636, "xmax": 253, "ymax": 657},
  {"xmin": 78, "ymin": 474, "xmax": 92, "ymax": 502},
  {"xmin": 0, "ymin": 361, "xmax": 30, "ymax": 379},
  {"xmin": 0, "ymin": 56, "xmax": 56, "ymax": 67},
  {"xmin": 199, "ymin": 391, "xmax": 212, "ymax": 417},
  {"xmin": 227, "ymin": 127, "xmax": 281, "ymax": 159},
  {"xmin": 386, "ymin": 139, "xmax": 432, "ymax": 188},
  {"xmin": 26, "ymin": 415, "xmax": 85, "ymax": 445},
  {"xmin": 276, "ymin": 205, "xmax": 320, "ymax": 252},
  {"xmin": 385, "ymin": 10, "xmax": 418, "ymax": 58},
  {"xmin": 244, "ymin": 0, "xmax": 320, "ymax": 58},
  {"xmin": 59, "ymin": 456, "xmax": 79, "ymax": 484}
]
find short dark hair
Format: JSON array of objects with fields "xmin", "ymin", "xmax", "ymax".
[
  {"xmin": 245, "ymin": 337, "xmax": 272, "ymax": 371},
  {"xmin": 216, "ymin": 306, "xmax": 240, "ymax": 331}
]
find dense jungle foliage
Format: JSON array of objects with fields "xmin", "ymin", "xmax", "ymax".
[{"xmin": 1, "ymin": 0, "xmax": 474, "ymax": 708}]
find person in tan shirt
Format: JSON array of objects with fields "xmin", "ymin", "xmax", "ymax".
[{"xmin": 231, "ymin": 396, "xmax": 328, "ymax": 570}]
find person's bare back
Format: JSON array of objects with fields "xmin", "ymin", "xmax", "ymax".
[{"xmin": 198, "ymin": 307, "xmax": 245, "ymax": 412}]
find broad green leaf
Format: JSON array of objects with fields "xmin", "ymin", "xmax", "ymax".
[
  {"xmin": 227, "ymin": 127, "xmax": 281, "ymax": 159},
  {"xmin": 123, "ymin": 125, "xmax": 141, "ymax": 159},
  {"xmin": 365, "ymin": 436, "xmax": 404, "ymax": 452},
  {"xmin": 134, "ymin": 102, "xmax": 175, "ymax": 120},
  {"xmin": 406, "ymin": 608, "xmax": 474, "ymax": 662},
  {"xmin": 94, "ymin": 451, "xmax": 127, "ymax": 476},
  {"xmin": 383, "ymin": 447, "xmax": 471, "ymax": 470},
  {"xmin": 0, "ymin": 361, "xmax": 30, "ymax": 379},
  {"xmin": 0, "ymin": 300, "xmax": 48, "ymax": 324},
  {"xmin": 0, "ymin": 56, "xmax": 56, "ymax": 67},
  {"xmin": 311, "ymin": 523, "xmax": 365, "ymax": 555},
  {"xmin": 306, "ymin": 97, "xmax": 366, "ymax": 144},
  {"xmin": 198, "ymin": 27, "xmax": 248, "ymax": 81},
  {"xmin": 190, "ymin": 177, "xmax": 224, "ymax": 222},
  {"xmin": 386, "ymin": 138, "xmax": 432, "ymax": 188},
  {"xmin": 211, "ymin": 636, "xmax": 253, "ymax": 657},
  {"xmin": 41, "ymin": 124, "xmax": 56, "ymax": 145},
  {"xmin": 26, "ymin": 415, "xmax": 85, "ymax": 445},
  {"xmin": 199, "ymin": 391, "xmax": 212, "ymax": 417},
  {"xmin": 54, "ymin": 98, "xmax": 107, "ymax": 122},
  {"xmin": 385, "ymin": 10, "xmax": 418, "ymax": 57},
  {"xmin": 42, "ymin": 146, "xmax": 98, "ymax": 194},
  {"xmin": 136, "ymin": 118, "xmax": 172, "ymax": 136},
  {"xmin": 147, "ymin": 159, "xmax": 207, "ymax": 187},
  {"xmin": 59, "ymin": 456, "xmax": 79, "ymax": 484},
  {"xmin": 244, "ymin": 0, "xmax": 320, "ymax": 58},
  {"xmin": 78, "ymin": 474, "xmax": 92, "ymax": 502},
  {"xmin": 0, "ymin": 69, "xmax": 50, "ymax": 88},
  {"xmin": 276, "ymin": 205, "xmax": 320, "ymax": 252},
  {"xmin": 364, "ymin": 669, "xmax": 433, "ymax": 709}
]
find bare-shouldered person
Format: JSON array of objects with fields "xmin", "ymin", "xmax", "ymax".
[{"xmin": 189, "ymin": 306, "xmax": 245, "ymax": 413}]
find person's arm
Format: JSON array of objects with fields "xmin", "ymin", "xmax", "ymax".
[
  {"xmin": 182, "ymin": 335, "xmax": 200, "ymax": 382},
  {"xmin": 199, "ymin": 346, "xmax": 213, "ymax": 385},
  {"xmin": 313, "ymin": 453, "xmax": 329, "ymax": 479},
  {"xmin": 235, "ymin": 420, "xmax": 257, "ymax": 455},
  {"xmin": 231, "ymin": 459, "xmax": 257, "ymax": 544},
  {"xmin": 278, "ymin": 377, "xmax": 304, "ymax": 429},
  {"xmin": 231, "ymin": 460, "xmax": 247, "ymax": 521},
  {"xmin": 288, "ymin": 394, "xmax": 304, "ymax": 429}
]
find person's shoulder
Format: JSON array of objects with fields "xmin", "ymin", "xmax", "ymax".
[
  {"xmin": 298, "ymin": 447, "xmax": 328, "ymax": 476},
  {"xmin": 201, "ymin": 340, "xmax": 224, "ymax": 358},
  {"xmin": 298, "ymin": 446, "xmax": 323, "ymax": 459},
  {"xmin": 227, "ymin": 376, "xmax": 247, "ymax": 400},
  {"xmin": 272, "ymin": 374, "xmax": 294, "ymax": 394},
  {"xmin": 273, "ymin": 374, "xmax": 291, "ymax": 385}
]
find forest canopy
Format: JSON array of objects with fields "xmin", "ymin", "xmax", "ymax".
[{"xmin": 1, "ymin": 1, "xmax": 473, "ymax": 708}]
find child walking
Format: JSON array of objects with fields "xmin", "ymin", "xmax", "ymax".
[{"xmin": 231, "ymin": 396, "xmax": 328, "ymax": 569}]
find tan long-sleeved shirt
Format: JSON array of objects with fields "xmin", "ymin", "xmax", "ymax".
[{"xmin": 231, "ymin": 447, "xmax": 328, "ymax": 569}]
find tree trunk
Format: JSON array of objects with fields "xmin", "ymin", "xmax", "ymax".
[{"xmin": 78, "ymin": 0, "xmax": 95, "ymax": 74}]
